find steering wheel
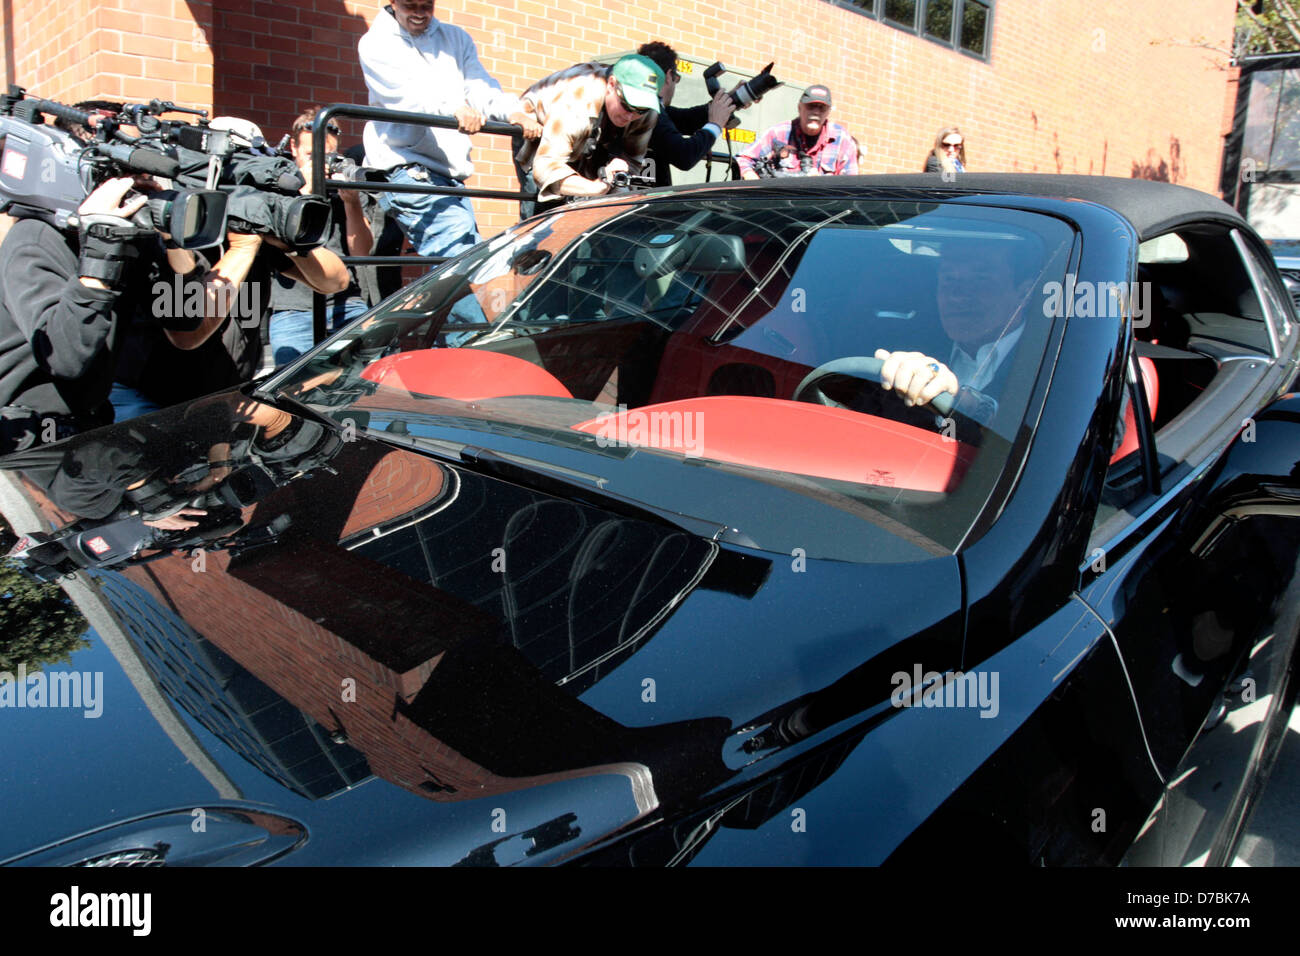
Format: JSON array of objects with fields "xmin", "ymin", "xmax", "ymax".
[{"xmin": 794, "ymin": 356, "xmax": 979, "ymax": 418}]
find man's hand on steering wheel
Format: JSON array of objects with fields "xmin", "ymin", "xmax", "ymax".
[{"xmin": 873, "ymin": 349, "xmax": 959, "ymax": 409}]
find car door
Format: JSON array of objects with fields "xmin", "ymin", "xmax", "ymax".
[{"xmin": 1078, "ymin": 221, "xmax": 1300, "ymax": 866}]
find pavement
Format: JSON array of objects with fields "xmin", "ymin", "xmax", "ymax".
[{"xmin": 1233, "ymin": 703, "xmax": 1300, "ymax": 866}]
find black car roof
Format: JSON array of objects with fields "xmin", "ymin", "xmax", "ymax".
[{"xmin": 666, "ymin": 173, "xmax": 1246, "ymax": 242}]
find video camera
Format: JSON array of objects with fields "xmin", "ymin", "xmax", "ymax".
[
  {"xmin": 0, "ymin": 87, "xmax": 227, "ymax": 248},
  {"xmin": 0, "ymin": 86, "xmax": 331, "ymax": 251}
]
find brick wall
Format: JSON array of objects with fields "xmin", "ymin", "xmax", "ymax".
[
  {"xmin": 6, "ymin": 0, "xmax": 213, "ymax": 113},
  {"xmin": 6, "ymin": 0, "xmax": 1240, "ymax": 239}
]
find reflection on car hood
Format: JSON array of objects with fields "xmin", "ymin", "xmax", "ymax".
[{"xmin": 0, "ymin": 390, "xmax": 964, "ymax": 865}]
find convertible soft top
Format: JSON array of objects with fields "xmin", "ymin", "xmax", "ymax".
[{"xmin": 669, "ymin": 173, "xmax": 1245, "ymax": 242}]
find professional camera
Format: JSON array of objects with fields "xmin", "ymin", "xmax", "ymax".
[
  {"xmin": 325, "ymin": 153, "xmax": 387, "ymax": 185},
  {"xmin": 704, "ymin": 61, "xmax": 779, "ymax": 121},
  {"xmin": 607, "ymin": 169, "xmax": 656, "ymax": 192},
  {"xmin": 1, "ymin": 86, "xmax": 332, "ymax": 251},
  {"xmin": 0, "ymin": 86, "xmax": 227, "ymax": 248},
  {"xmin": 169, "ymin": 136, "xmax": 332, "ymax": 251},
  {"xmin": 751, "ymin": 152, "xmax": 814, "ymax": 178}
]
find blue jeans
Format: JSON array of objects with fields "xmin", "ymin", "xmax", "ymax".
[
  {"xmin": 270, "ymin": 299, "xmax": 370, "ymax": 366},
  {"xmin": 379, "ymin": 165, "xmax": 481, "ymax": 261},
  {"xmin": 109, "ymin": 382, "xmax": 162, "ymax": 424}
]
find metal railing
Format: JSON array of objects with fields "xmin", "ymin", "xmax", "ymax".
[{"xmin": 306, "ymin": 103, "xmax": 536, "ymax": 344}]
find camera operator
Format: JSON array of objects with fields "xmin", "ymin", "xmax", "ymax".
[
  {"xmin": 738, "ymin": 85, "xmax": 858, "ymax": 179},
  {"xmin": 0, "ymin": 172, "xmax": 190, "ymax": 455},
  {"xmin": 514, "ymin": 55, "xmax": 664, "ymax": 217},
  {"xmin": 637, "ymin": 41, "xmax": 736, "ymax": 188},
  {"xmin": 268, "ymin": 108, "xmax": 374, "ymax": 366},
  {"xmin": 114, "ymin": 119, "xmax": 350, "ymax": 411}
]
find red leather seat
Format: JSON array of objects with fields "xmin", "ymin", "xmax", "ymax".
[{"xmin": 1109, "ymin": 356, "xmax": 1158, "ymax": 464}]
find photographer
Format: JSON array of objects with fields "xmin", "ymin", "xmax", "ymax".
[
  {"xmin": 515, "ymin": 55, "xmax": 664, "ymax": 215},
  {"xmin": 268, "ymin": 108, "xmax": 374, "ymax": 365},
  {"xmin": 738, "ymin": 85, "xmax": 858, "ymax": 178},
  {"xmin": 115, "ymin": 119, "xmax": 350, "ymax": 410},
  {"xmin": 637, "ymin": 41, "xmax": 736, "ymax": 188},
  {"xmin": 0, "ymin": 173, "xmax": 189, "ymax": 454}
]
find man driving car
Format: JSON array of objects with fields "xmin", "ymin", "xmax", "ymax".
[{"xmin": 872, "ymin": 238, "xmax": 1038, "ymax": 425}]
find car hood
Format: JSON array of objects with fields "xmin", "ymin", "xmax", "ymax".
[{"xmin": 0, "ymin": 390, "xmax": 964, "ymax": 865}]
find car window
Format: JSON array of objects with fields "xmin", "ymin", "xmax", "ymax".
[
  {"xmin": 276, "ymin": 198, "xmax": 1076, "ymax": 556},
  {"xmin": 1135, "ymin": 225, "xmax": 1272, "ymax": 356},
  {"xmin": 1094, "ymin": 221, "xmax": 1284, "ymax": 535}
]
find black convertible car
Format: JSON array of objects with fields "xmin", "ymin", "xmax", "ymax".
[{"xmin": 2, "ymin": 174, "xmax": 1298, "ymax": 866}]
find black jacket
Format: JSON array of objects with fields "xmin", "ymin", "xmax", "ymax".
[
  {"xmin": 649, "ymin": 104, "xmax": 720, "ymax": 187},
  {"xmin": 0, "ymin": 218, "xmax": 147, "ymax": 421}
]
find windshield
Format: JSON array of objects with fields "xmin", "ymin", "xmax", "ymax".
[{"xmin": 273, "ymin": 196, "xmax": 1075, "ymax": 557}]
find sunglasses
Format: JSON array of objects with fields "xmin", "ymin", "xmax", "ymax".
[
  {"xmin": 942, "ymin": 141, "xmax": 963, "ymax": 149},
  {"xmin": 620, "ymin": 97, "xmax": 650, "ymax": 115}
]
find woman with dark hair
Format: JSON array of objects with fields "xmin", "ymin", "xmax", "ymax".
[{"xmin": 924, "ymin": 127, "xmax": 966, "ymax": 175}]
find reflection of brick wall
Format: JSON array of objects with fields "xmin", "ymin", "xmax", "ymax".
[
  {"xmin": 124, "ymin": 546, "xmax": 510, "ymax": 797},
  {"xmin": 111, "ymin": 445, "xmax": 600, "ymax": 803},
  {"xmin": 339, "ymin": 448, "xmax": 445, "ymax": 539}
]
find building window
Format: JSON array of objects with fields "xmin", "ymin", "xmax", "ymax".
[
  {"xmin": 830, "ymin": 0, "xmax": 993, "ymax": 61},
  {"xmin": 924, "ymin": 0, "xmax": 953, "ymax": 41},
  {"xmin": 885, "ymin": 0, "xmax": 918, "ymax": 29},
  {"xmin": 960, "ymin": 0, "xmax": 991, "ymax": 56}
]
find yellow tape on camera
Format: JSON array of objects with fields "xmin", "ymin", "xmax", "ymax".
[{"xmin": 726, "ymin": 128, "xmax": 756, "ymax": 144}]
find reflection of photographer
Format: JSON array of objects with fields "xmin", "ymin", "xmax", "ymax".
[
  {"xmin": 6, "ymin": 396, "xmax": 341, "ymax": 577},
  {"xmin": 637, "ymin": 42, "xmax": 738, "ymax": 188},
  {"xmin": 269, "ymin": 108, "xmax": 375, "ymax": 366},
  {"xmin": 738, "ymin": 85, "xmax": 858, "ymax": 179}
]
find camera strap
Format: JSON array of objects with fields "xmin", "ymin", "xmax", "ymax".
[{"xmin": 205, "ymin": 153, "xmax": 222, "ymax": 191}]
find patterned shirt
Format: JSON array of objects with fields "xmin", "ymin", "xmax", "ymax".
[
  {"xmin": 737, "ymin": 119, "xmax": 859, "ymax": 177},
  {"xmin": 517, "ymin": 63, "xmax": 658, "ymax": 201}
]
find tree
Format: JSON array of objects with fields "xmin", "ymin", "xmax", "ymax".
[
  {"xmin": 1237, "ymin": 0, "xmax": 1300, "ymax": 56},
  {"xmin": 0, "ymin": 518, "xmax": 89, "ymax": 672}
]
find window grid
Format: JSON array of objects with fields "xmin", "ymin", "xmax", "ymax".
[{"xmin": 827, "ymin": 0, "xmax": 993, "ymax": 61}]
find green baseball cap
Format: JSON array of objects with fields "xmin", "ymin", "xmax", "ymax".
[{"xmin": 610, "ymin": 54, "xmax": 665, "ymax": 112}]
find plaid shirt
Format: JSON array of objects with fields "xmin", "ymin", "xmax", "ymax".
[
  {"xmin": 737, "ymin": 119, "xmax": 859, "ymax": 176},
  {"xmin": 517, "ymin": 62, "xmax": 658, "ymax": 201}
]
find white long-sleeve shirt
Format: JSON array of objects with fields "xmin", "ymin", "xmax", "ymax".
[{"xmin": 359, "ymin": 8, "xmax": 521, "ymax": 180}]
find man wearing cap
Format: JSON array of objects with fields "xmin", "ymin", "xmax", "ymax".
[
  {"xmin": 514, "ymin": 55, "xmax": 665, "ymax": 213},
  {"xmin": 738, "ymin": 85, "xmax": 858, "ymax": 179},
  {"xmin": 358, "ymin": 1, "xmax": 541, "ymax": 260}
]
